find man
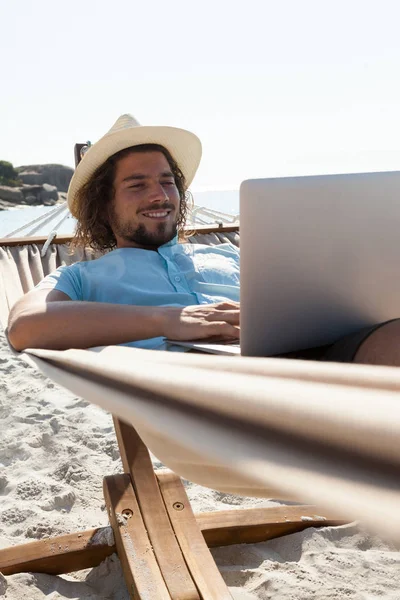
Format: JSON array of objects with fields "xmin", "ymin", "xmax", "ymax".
[
  {"xmin": 8, "ymin": 115, "xmax": 240, "ymax": 352},
  {"xmin": 7, "ymin": 115, "xmax": 400, "ymax": 365}
]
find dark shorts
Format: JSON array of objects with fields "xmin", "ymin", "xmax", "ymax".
[{"xmin": 280, "ymin": 320, "xmax": 398, "ymax": 363}]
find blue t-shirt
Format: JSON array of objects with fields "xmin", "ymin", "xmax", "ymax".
[{"xmin": 37, "ymin": 238, "xmax": 240, "ymax": 350}]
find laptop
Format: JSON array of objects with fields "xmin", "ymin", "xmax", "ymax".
[{"xmin": 168, "ymin": 170, "xmax": 400, "ymax": 357}]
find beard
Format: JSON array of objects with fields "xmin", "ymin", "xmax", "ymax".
[{"xmin": 109, "ymin": 206, "xmax": 179, "ymax": 249}]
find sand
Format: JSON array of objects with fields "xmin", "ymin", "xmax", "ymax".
[{"xmin": 0, "ymin": 329, "xmax": 399, "ymax": 599}]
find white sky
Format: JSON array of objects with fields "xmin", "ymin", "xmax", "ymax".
[{"xmin": 1, "ymin": 0, "xmax": 400, "ymax": 190}]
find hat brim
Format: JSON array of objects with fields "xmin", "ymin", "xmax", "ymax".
[{"xmin": 67, "ymin": 125, "xmax": 202, "ymax": 217}]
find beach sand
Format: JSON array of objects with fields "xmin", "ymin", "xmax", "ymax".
[{"xmin": 0, "ymin": 329, "xmax": 399, "ymax": 599}]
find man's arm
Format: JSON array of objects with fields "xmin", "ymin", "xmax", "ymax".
[{"xmin": 8, "ymin": 288, "xmax": 240, "ymax": 351}]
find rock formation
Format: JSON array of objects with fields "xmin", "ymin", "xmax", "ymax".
[
  {"xmin": 17, "ymin": 164, "xmax": 73, "ymax": 193},
  {"xmin": 0, "ymin": 164, "xmax": 73, "ymax": 210}
]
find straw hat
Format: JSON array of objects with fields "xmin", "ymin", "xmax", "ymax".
[{"xmin": 67, "ymin": 114, "xmax": 202, "ymax": 217}]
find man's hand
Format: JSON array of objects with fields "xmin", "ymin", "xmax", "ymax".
[{"xmin": 161, "ymin": 301, "xmax": 240, "ymax": 341}]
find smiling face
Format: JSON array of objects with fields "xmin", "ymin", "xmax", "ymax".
[{"xmin": 109, "ymin": 151, "xmax": 181, "ymax": 249}]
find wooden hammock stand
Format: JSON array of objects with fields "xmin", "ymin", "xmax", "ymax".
[{"xmin": 0, "ymin": 414, "xmax": 343, "ymax": 599}]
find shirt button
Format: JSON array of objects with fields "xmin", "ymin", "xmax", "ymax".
[{"xmin": 174, "ymin": 276, "xmax": 181, "ymax": 282}]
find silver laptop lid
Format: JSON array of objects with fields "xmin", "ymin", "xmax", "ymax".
[{"xmin": 240, "ymin": 171, "xmax": 400, "ymax": 357}]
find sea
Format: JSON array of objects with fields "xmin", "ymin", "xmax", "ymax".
[{"xmin": 0, "ymin": 190, "xmax": 239, "ymax": 238}]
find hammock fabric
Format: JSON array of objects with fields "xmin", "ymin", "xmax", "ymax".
[{"xmin": 1, "ymin": 235, "xmax": 400, "ymax": 544}]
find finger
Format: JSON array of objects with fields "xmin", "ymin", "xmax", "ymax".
[
  {"xmin": 215, "ymin": 301, "xmax": 240, "ymax": 310},
  {"xmin": 203, "ymin": 321, "xmax": 240, "ymax": 339},
  {"xmin": 205, "ymin": 310, "xmax": 240, "ymax": 325}
]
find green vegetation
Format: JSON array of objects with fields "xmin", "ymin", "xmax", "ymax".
[{"xmin": 0, "ymin": 161, "xmax": 21, "ymax": 187}]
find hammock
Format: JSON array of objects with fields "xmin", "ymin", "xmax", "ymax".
[{"xmin": 1, "ymin": 230, "xmax": 399, "ymax": 549}]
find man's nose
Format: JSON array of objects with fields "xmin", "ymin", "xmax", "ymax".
[{"xmin": 148, "ymin": 182, "xmax": 168, "ymax": 203}]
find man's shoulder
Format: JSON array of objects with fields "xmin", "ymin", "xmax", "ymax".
[{"xmin": 70, "ymin": 249, "xmax": 122, "ymax": 270}]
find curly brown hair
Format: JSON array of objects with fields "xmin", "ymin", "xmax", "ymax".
[{"xmin": 71, "ymin": 144, "xmax": 192, "ymax": 252}]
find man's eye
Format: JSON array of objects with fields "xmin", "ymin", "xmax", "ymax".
[
  {"xmin": 162, "ymin": 180, "xmax": 175, "ymax": 186},
  {"xmin": 129, "ymin": 183, "xmax": 144, "ymax": 189}
]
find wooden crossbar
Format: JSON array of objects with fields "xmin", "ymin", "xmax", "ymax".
[
  {"xmin": 0, "ymin": 501, "xmax": 345, "ymax": 578},
  {"xmin": 0, "ymin": 528, "xmax": 114, "ymax": 576},
  {"xmin": 199, "ymin": 505, "xmax": 344, "ymax": 547}
]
